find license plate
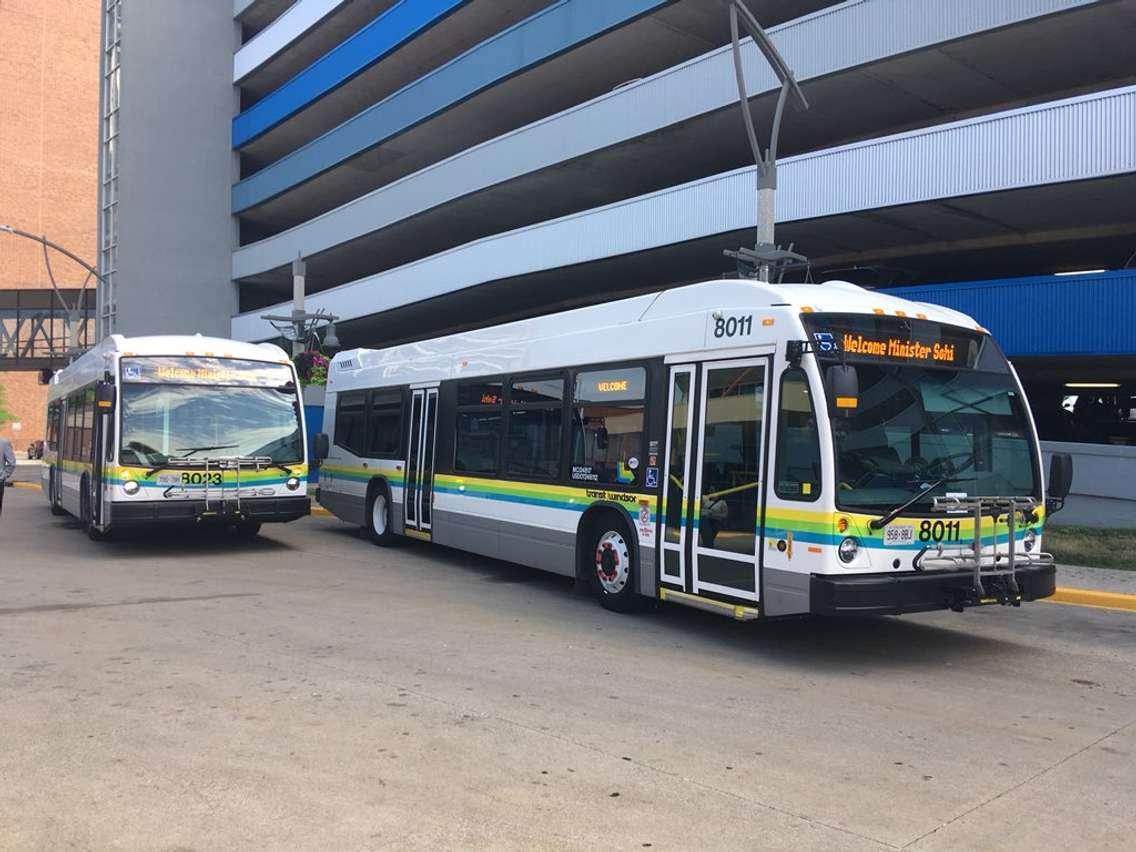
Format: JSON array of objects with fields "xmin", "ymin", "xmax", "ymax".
[
  {"xmin": 884, "ymin": 525, "xmax": 914, "ymax": 546},
  {"xmin": 155, "ymin": 473, "xmax": 181, "ymax": 487}
]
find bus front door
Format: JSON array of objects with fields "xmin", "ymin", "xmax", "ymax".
[
  {"xmin": 403, "ymin": 386, "xmax": 439, "ymax": 539},
  {"xmin": 661, "ymin": 358, "xmax": 769, "ymax": 603}
]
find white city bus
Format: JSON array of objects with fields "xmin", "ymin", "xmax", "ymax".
[
  {"xmin": 314, "ymin": 279, "xmax": 1072, "ymax": 619},
  {"xmin": 42, "ymin": 335, "xmax": 310, "ymax": 538}
]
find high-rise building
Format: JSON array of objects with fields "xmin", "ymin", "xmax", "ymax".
[
  {"xmin": 101, "ymin": 0, "xmax": 1136, "ymax": 445},
  {"xmin": 0, "ymin": 0, "xmax": 101, "ymax": 447}
]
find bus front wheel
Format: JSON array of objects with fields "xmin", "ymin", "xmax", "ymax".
[
  {"xmin": 80, "ymin": 480, "xmax": 108, "ymax": 541},
  {"xmin": 367, "ymin": 484, "xmax": 396, "ymax": 546},
  {"xmin": 48, "ymin": 473, "xmax": 66, "ymax": 515},
  {"xmin": 585, "ymin": 516, "xmax": 641, "ymax": 613}
]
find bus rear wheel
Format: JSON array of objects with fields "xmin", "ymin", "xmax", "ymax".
[
  {"xmin": 367, "ymin": 486, "xmax": 396, "ymax": 546},
  {"xmin": 586, "ymin": 517, "xmax": 641, "ymax": 613}
]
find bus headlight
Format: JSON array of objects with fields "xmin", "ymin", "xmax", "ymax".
[
  {"xmin": 838, "ymin": 537, "xmax": 860, "ymax": 564},
  {"xmin": 285, "ymin": 476, "xmax": 301, "ymax": 491},
  {"xmin": 1023, "ymin": 529, "xmax": 1037, "ymax": 552},
  {"xmin": 123, "ymin": 479, "xmax": 140, "ymax": 496}
]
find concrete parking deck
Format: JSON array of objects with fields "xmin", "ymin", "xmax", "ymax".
[{"xmin": 1, "ymin": 486, "xmax": 1133, "ymax": 849}]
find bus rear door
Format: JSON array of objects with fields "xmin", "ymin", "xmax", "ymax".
[{"xmin": 403, "ymin": 386, "xmax": 439, "ymax": 540}]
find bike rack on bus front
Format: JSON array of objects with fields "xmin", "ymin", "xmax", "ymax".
[
  {"xmin": 917, "ymin": 495, "xmax": 1053, "ymax": 602},
  {"xmin": 201, "ymin": 456, "xmax": 274, "ymax": 516}
]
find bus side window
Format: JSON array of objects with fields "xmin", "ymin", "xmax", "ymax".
[
  {"xmin": 65, "ymin": 395, "xmax": 78, "ymax": 461},
  {"xmin": 454, "ymin": 381, "xmax": 503, "ymax": 475},
  {"xmin": 82, "ymin": 388, "xmax": 95, "ymax": 461},
  {"xmin": 570, "ymin": 367, "xmax": 646, "ymax": 486},
  {"xmin": 774, "ymin": 369, "xmax": 822, "ymax": 502},
  {"xmin": 334, "ymin": 392, "xmax": 367, "ymax": 456},
  {"xmin": 506, "ymin": 376, "xmax": 563, "ymax": 479},
  {"xmin": 46, "ymin": 402, "xmax": 59, "ymax": 451},
  {"xmin": 367, "ymin": 390, "xmax": 403, "ymax": 457}
]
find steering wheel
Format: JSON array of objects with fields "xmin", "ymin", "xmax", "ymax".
[{"xmin": 920, "ymin": 451, "xmax": 973, "ymax": 477}]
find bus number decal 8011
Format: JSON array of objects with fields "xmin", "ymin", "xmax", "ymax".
[
  {"xmin": 713, "ymin": 315, "xmax": 753, "ymax": 339},
  {"xmin": 919, "ymin": 519, "xmax": 961, "ymax": 542}
]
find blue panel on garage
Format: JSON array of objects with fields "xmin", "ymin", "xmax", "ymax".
[
  {"xmin": 885, "ymin": 270, "xmax": 1136, "ymax": 357},
  {"xmin": 231, "ymin": 0, "xmax": 669, "ymax": 213},
  {"xmin": 233, "ymin": 0, "xmax": 470, "ymax": 148},
  {"xmin": 304, "ymin": 403, "xmax": 324, "ymax": 482}
]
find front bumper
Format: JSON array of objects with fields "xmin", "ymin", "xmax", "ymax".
[
  {"xmin": 810, "ymin": 563, "xmax": 1056, "ymax": 616},
  {"xmin": 110, "ymin": 496, "xmax": 310, "ymax": 526}
]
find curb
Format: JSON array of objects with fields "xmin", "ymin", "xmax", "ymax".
[
  {"xmin": 1045, "ymin": 587, "xmax": 1136, "ymax": 613},
  {"xmin": 8, "ymin": 482, "xmax": 40, "ymax": 491}
]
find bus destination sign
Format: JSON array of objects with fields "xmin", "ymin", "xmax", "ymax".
[
  {"xmin": 838, "ymin": 333, "xmax": 960, "ymax": 365},
  {"xmin": 121, "ymin": 357, "xmax": 293, "ymax": 387},
  {"xmin": 806, "ymin": 315, "xmax": 981, "ymax": 370}
]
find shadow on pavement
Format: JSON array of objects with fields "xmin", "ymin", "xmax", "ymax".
[
  {"xmin": 77, "ymin": 524, "xmax": 295, "ymax": 558},
  {"xmin": 347, "ymin": 532, "xmax": 1028, "ymax": 670}
]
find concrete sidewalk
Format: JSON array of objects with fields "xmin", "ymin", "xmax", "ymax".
[
  {"xmin": 10, "ymin": 459, "xmax": 43, "ymax": 484},
  {"xmin": 1056, "ymin": 564, "xmax": 1136, "ymax": 595}
]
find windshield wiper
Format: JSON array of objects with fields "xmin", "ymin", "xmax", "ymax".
[
  {"xmin": 868, "ymin": 455, "xmax": 977, "ymax": 530},
  {"xmin": 143, "ymin": 444, "xmax": 240, "ymax": 477}
]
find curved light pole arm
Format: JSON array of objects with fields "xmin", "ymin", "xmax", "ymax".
[
  {"xmin": 1, "ymin": 223, "xmax": 103, "ymax": 355},
  {"xmin": 720, "ymin": 0, "xmax": 809, "ymax": 281}
]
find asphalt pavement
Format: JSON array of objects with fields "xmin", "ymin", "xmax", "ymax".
[{"xmin": 1, "ymin": 486, "xmax": 1133, "ymax": 850}]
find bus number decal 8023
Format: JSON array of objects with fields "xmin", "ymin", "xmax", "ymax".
[
  {"xmin": 919, "ymin": 519, "xmax": 961, "ymax": 542},
  {"xmin": 713, "ymin": 315, "xmax": 753, "ymax": 339},
  {"xmin": 182, "ymin": 472, "xmax": 223, "ymax": 487}
]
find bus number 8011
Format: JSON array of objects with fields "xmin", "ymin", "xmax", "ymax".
[{"xmin": 919, "ymin": 519, "xmax": 961, "ymax": 542}]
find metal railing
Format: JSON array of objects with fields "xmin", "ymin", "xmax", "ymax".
[{"xmin": 0, "ymin": 289, "xmax": 96, "ymax": 371}]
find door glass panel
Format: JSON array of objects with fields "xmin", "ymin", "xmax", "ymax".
[
  {"xmin": 421, "ymin": 392, "xmax": 437, "ymax": 528},
  {"xmin": 406, "ymin": 393, "xmax": 423, "ymax": 526},
  {"xmin": 698, "ymin": 365, "xmax": 764, "ymax": 560},
  {"xmin": 664, "ymin": 372, "xmax": 691, "ymax": 547}
]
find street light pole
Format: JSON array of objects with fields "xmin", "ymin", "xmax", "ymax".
[
  {"xmin": 720, "ymin": 0, "xmax": 809, "ymax": 282},
  {"xmin": 261, "ymin": 253, "xmax": 341, "ymax": 357},
  {"xmin": 291, "ymin": 254, "xmax": 306, "ymax": 358},
  {"xmin": 0, "ymin": 224, "xmax": 103, "ymax": 358}
]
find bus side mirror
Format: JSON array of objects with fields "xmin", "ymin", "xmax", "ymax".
[
  {"xmin": 95, "ymin": 382, "xmax": 115, "ymax": 413},
  {"xmin": 1047, "ymin": 452, "xmax": 1073, "ymax": 501},
  {"xmin": 824, "ymin": 365, "xmax": 859, "ymax": 416},
  {"xmin": 315, "ymin": 433, "xmax": 330, "ymax": 462}
]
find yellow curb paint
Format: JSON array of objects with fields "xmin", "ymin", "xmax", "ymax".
[
  {"xmin": 1043, "ymin": 587, "xmax": 1136, "ymax": 613},
  {"xmin": 311, "ymin": 506, "xmax": 332, "ymax": 517},
  {"xmin": 8, "ymin": 482, "xmax": 40, "ymax": 491}
]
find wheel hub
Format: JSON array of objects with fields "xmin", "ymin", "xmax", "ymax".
[
  {"xmin": 373, "ymin": 494, "xmax": 388, "ymax": 535},
  {"xmin": 594, "ymin": 530, "xmax": 630, "ymax": 594}
]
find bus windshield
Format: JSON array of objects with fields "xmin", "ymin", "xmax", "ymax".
[
  {"xmin": 830, "ymin": 366, "xmax": 1038, "ymax": 511},
  {"xmin": 802, "ymin": 313, "xmax": 1039, "ymax": 512},
  {"xmin": 118, "ymin": 357, "xmax": 302, "ymax": 468}
]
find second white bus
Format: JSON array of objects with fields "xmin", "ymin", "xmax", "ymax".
[{"xmin": 43, "ymin": 334, "xmax": 310, "ymax": 538}]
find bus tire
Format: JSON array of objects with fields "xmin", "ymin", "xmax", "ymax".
[
  {"xmin": 49, "ymin": 473, "xmax": 66, "ymax": 515},
  {"xmin": 584, "ymin": 512, "xmax": 641, "ymax": 613},
  {"xmin": 80, "ymin": 478, "xmax": 107, "ymax": 541},
  {"xmin": 234, "ymin": 521, "xmax": 261, "ymax": 538},
  {"xmin": 366, "ymin": 482, "xmax": 396, "ymax": 546}
]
